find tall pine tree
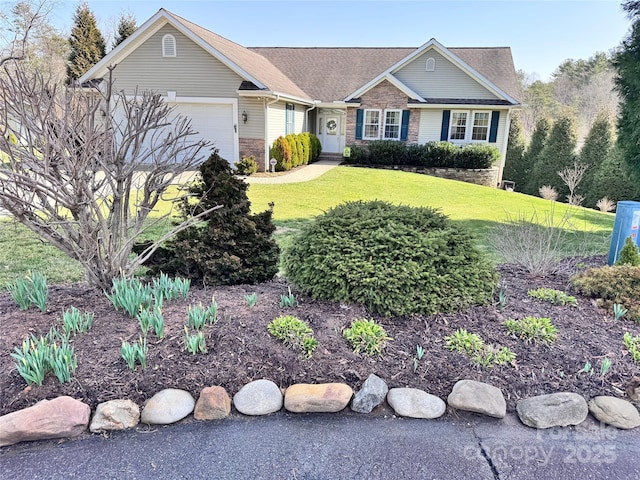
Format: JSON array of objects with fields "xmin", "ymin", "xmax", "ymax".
[
  {"xmin": 67, "ymin": 3, "xmax": 105, "ymax": 83},
  {"xmin": 578, "ymin": 115, "xmax": 613, "ymax": 208},
  {"xmin": 502, "ymin": 114, "xmax": 527, "ymax": 191},
  {"xmin": 113, "ymin": 12, "xmax": 137, "ymax": 49},
  {"xmin": 527, "ymin": 116, "xmax": 577, "ymax": 199},
  {"xmin": 522, "ymin": 118, "xmax": 550, "ymax": 195},
  {"xmin": 615, "ymin": 1, "xmax": 640, "ymax": 176}
]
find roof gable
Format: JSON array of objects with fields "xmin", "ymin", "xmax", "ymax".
[
  {"xmin": 79, "ymin": 9, "xmax": 312, "ymax": 103},
  {"xmin": 345, "ymin": 39, "xmax": 520, "ymax": 104}
]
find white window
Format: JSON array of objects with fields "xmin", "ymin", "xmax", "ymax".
[
  {"xmin": 426, "ymin": 57, "xmax": 436, "ymax": 72},
  {"xmin": 162, "ymin": 34, "xmax": 176, "ymax": 57},
  {"xmin": 471, "ymin": 112, "xmax": 490, "ymax": 141},
  {"xmin": 449, "ymin": 111, "xmax": 468, "ymax": 141},
  {"xmin": 383, "ymin": 109, "xmax": 402, "ymax": 140},
  {"xmin": 285, "ymin": 103, "xmax": 295, "ymax": 134},
  {"xmin": 363, "ymin": 109, "xmax": 381, "ymax": 140},
  {"xmin": 449, "ymin": 111, "xmax": 492, "ymax": 142}
]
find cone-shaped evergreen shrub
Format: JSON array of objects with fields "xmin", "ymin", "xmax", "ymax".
[
  {"xmin": 282, "ymin": 200, "xmax": 498, "ymax": 316},
  {"xmin": 144, "ymin": 150, "xmax": 279, "ymax": 285}
]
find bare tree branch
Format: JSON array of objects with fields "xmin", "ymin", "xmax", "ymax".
[{"xmin": 0, "ymin": 62, "xmax": 214, "ymax": 287}]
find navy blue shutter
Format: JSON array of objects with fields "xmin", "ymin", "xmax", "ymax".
[
  {"xmin": 355, "ymin": 109, "xmax": 364, "ymax": 140},
  {"xmin": 488, "ymin": 111, "xmax": 500, "ymax": 143},
  {"xmin": 400, "ymin": 110, "xmax": 410, "ymax": 141},
  {"xmin": 440, "ymin": 110, "xmax": 451, "ymax": 141}
]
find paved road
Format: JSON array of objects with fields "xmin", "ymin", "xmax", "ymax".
[{"xmin": 1, "ymin": 412, "xmax": 638, "ymax": 479}]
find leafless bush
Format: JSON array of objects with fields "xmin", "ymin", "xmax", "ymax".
[
  {"xmin": 489, "ymin": 205, "xmax": 609, "ymax": 276},
  {"xmin": 0, "ymin": 63, "xmax": 219, "ymax": 288},
  {"xmin": 539, "ymin": 185, "xmax": 558, "ymax": 201},
  {"xmin": 558, "ymin": 161, "xmax": 588, "ymax": 206},
  {"xmin": 596, "ymin": 197, "xmax": 616, "ymax": 212}
]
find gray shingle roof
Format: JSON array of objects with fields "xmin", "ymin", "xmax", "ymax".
[
  {"xmin": 166, "ymin": 10, "xmax": 312, "ymax": 101},
  {"xmin": 250, "ymin": 46, "xmax": 521, "ymax": 104}
]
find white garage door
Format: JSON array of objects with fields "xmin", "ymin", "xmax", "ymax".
[{"xmin": 171, "ymin": 102, "xmax": 236, "ymax": 163}]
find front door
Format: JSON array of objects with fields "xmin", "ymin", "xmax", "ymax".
[{"xmin": 317, "ymin": 111, "xmax": 345, "ymax": 154}]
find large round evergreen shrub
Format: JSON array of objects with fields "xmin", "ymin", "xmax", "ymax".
[{"xmin": 282, "ymin": 201, "xmax": 498, "ymax": 316}]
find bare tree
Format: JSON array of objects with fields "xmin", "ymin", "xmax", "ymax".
[
  {"xmin": 558, "ymin": 161, "xmax": 588, "ymax": 206},
  {"xmin": 0, "ymin": 63, "xmax": 220, "ymax": 288}
]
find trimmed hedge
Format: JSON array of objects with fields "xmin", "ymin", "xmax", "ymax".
[
  {"xmin": 270, "ymin": 133, "xmax": 322, "ymax": 171},
  {"xmin": 282, "ymin": 200, "xmax": 498, "ymax": 317},
  {"xmin": 344, "ymin": 141, "xmax": 500, "ymax": 169}
]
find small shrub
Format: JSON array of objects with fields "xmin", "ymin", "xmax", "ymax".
[
  {"xmin": 235, "ymin": 156, "xmax": 258, "ymax": 176},
  {"xmin": 572, "ymin": 265, "xmax": 640, "ymax": 322},
  {"xmin": 267, "ymin": 315, "xmax": 318, "ymax": 358},
  {"xmin": 539, "ymin": 185, "xmax": 558, "ymax": 201},
  {"xmin": 286, "ymin": 134, "xmax": 301, "ymax": 168},
  {"xmin": 283, "ymin": 200, "xmax": 497, "ymax": 317},
  {"xmin": 623, "ymin": 332, "xmax": 640, "ymax": 363},
  {"xmin": 343, "ymin": 319, "xmax": 392, "ymax": 356},
  {"xmin": 504, "ymin": 316, "xmax": 558, "ymax": 344},
  {"xmin": 427, "ymin": 141, "xmax": 459, "ymax": 167},
  {"xmin": 527, "ymin": 288, "xmax": 577, "ymax": 306},
  {"xmin": 455, "ymin": 144, "xmax": 500, "ymax": 169},
  {"xmin": 344, "ymin": 144, "xmax": 369, "ymax": 164},
  {"xmin": 473, "ymin": 345, "xmax": 517, "ymax": 367},
  {"xmin": 616, "ymin": 236, "xmax": 640, "ymax": 266},
  {"xmin": 271, "ymin": 136, "xmax": 292, "ymax": 171},
  {"xmin": 367, "ymin": 140, "xmax": 406, "ymax": 165},
  {"xmin": 595, "ymin": 197, "xmax": 616, "ymax": 212}
]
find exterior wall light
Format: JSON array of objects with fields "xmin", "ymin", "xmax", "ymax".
[{"xmin": 242, "ymin": 111, "xmax": 248, "ymax": 123}]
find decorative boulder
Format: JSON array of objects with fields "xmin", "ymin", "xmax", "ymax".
[
  {"xmin": 141, "ymin": 389, "xmax": 195, "ymax": 425},
  {"xmin": 194, "ymin": 386, "xmax": 232, "ymax": 420},
  {"xmin": 233, "ymin": 379, "xmax": 283, "ymax": 416},
  {"xmin": 588, "ymin": 396, "xmax": 640, "ymax": 430},
  {"xmin": 90, "ymin": 399, "xmax": 140, "ymax": 432},
  {"xmin": 386, "ymin": 388, "xmax": 446, "ymax": 419},
  {"xmin": 447, "ymin": 380, "xmax": 506, "ymax": 418},
  {"xmin": 351, "ymin": 374, "xmax": 389, "ymax": 414},
  {"xmin": 516, "ymin": 392, "xmax": 588, "ymax": 429},
  {"xmin": 0, "ymin": 396, "xmax": 90, "ymax": 447},
  {"xmin": 284, "ymin": 383, "xmax": 353, "ymax": 413}
]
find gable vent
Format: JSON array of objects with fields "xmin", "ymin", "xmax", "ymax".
[
  {"xmin": 162, "ymin": 34, "xmax": 176, "ymax": 57},
  {"xmin": 426, "ymin": 57, "xmax": 436, "ymax": 72}
]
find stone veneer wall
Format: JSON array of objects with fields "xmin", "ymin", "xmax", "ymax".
[
  {"xmin": 346, "ymin": 80, "xmax": 420, "ymax": 146},
  {"xmin": 351, "ymin": 165, "xmax": 500, "ymax": 188},
  {"xmin": 239, "ymin": 138, "xmax": 266, "ymax": 171}
]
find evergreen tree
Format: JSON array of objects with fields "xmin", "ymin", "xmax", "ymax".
[
  {"xmin": 615, "ymin": 1, "xmax": 640, "ymax": 176},
  {"xmin": 591, "ymin": 145, "xmax": 639, "ymax": 205},
  {"xmin": 66, "ymin": 3, "xmax": 105, "ymax": 83},
  {"xmin": 143, "ymin": 150, "xmax": 280, "ymax": 285},
  {"xmin": 527, "ymin": 116, "xmax": 577, "ymax": 199},
  {"xmin": 578, "ymin": 115, "xmax": 613, "ymax": 208},
  {"xmin": 113, "ymin": 12, "xmax": 137, "ymax": 49},
  {"xmin": 502, "ymin": 114, "xmax": 527, "ymax": 191},
  {"xmin": 522, "ymin": 118, "xmax": 550, "ymax": 195}
]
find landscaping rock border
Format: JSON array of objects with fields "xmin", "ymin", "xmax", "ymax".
[{"xmin": 1, "ymin": 378, "xmax": 638, "ymax": 447}]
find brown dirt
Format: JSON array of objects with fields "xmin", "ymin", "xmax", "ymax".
[{"xmin": 1, "ymin": 255, "xmax": 639, "ymax": 417}]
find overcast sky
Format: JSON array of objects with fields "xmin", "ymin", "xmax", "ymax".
[{"xmin": 50, "ymin": 0, "xmax": 632, "ymax": 81}]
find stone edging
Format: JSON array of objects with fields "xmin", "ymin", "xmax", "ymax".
[{"xmin": 1, "ymin": 376, "xmax": 639, "ymax": 447}]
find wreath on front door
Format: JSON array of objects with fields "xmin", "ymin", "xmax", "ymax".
[{"xmin": 326, "ymin": 119, "xmax": 337, "ymax": 131}]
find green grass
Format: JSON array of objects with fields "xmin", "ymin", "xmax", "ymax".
[
  {"xmin": 248, "ymin": 166, "xmax": 613, "ymax": 256},
  {"xmin": 0, "ymin": 166, "xmax": 614, "ymax": 285}
]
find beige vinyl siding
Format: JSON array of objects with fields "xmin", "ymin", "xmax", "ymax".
[
  {"xmin": 238, "ymin": 98, "xmax": 265, "ymax": 139},
  {"xmin": 267, "ymin": 101, "xmax": 287, "ymax": 147},
  {"xmin": 395, "ymin": 50, "xmax": 499, "ymax": 100},
  {"xmin": 418, "ymin": 110, "xmax": 444, "ymax": 143},
  {"xmin": 294, "ymin": 103, "xmax": 305, "ymax": 132},
  {"xmin": 113, "ymin": 24, "xmax": 244, "ymax": 97},
  {"xmin": 494, "ymin": 110, "xmax": 508, "ymax": 156}
]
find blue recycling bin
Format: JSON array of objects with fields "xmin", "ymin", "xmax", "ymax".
[{"xmin": 608, "ymin": 201, "xmax": 640, "ymax": 265}]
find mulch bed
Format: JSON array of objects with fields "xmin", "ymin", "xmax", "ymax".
[{"xmin": 1, "ymin": 255, "xmax": 639, "ymax": 417}]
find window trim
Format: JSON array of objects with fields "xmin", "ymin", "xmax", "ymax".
[
  {"xmin": 363, "ymin": 108, "xmax": 382, "ymax": 140},
  {"xmin": 448, "ymin": 110, "xmax": 492, "ymax": 143},
  {"xmin": 162, "ymin": 34, "xmax": 177, "ymax": 57},
  {"xmin": 383, "ymin": 109, "xmax": 403, "ymax": 140},
  {"xmin": 285, "ymin": 103, "xmax": 295, "ymax": 134}
]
